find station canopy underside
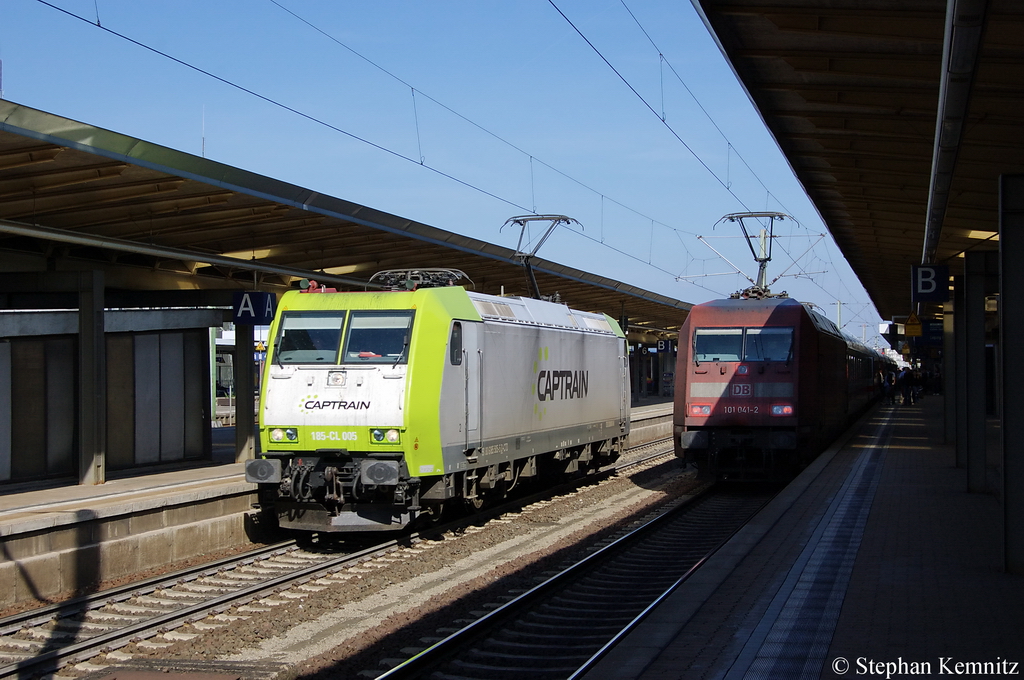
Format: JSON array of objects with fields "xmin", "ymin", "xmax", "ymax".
[
  {"xmin": 0, "ymin": 102, "xmax": 688, "ymax": 338},
  {"xmin": 695, "ymin": 0, "xmax": 1024, "ymax": 321}
]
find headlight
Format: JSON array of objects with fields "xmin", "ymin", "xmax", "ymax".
[
  {"xmin": 689, "ymin": 404, "xmax": 712, "ymax": 417},
  {"xmin": 771, "ymin": 404, "xmax": 794, "ymax": 416},
  {"xmin": 370, "ymin": 428, "xmax": 401, "ymax": 444},
  {"xmin": 270, "ymin": 428, "xmax": 298, "ymax": 442}
]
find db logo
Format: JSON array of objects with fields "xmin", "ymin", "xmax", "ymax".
[{"xmin": 732, "ymin": 384, "xmax": 752, "ymax": 397}]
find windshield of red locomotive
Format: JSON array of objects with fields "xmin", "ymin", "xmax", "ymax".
[{"xmin": 694, "ymin": 327, "xmax": 794, "ymax": 363}]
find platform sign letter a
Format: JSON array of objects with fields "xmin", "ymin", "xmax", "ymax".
[
  {"xmin": 911, "ymin": 265, "xmax": 949, "ymax": 303},
  {"xmin": 233, "ymin": 291, "xmax": 275, "ymax": 325}
]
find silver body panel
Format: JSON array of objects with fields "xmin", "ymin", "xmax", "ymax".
[{"xmin": 438, "ymin": 293, "xmax": 629, "ymax": 473}]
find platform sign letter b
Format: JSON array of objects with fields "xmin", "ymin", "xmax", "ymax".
[{"xmin": 912, "ymin": 265, "xmax": 949, "ymax": 303}]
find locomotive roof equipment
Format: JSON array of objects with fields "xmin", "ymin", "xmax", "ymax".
[
  {"xmin": 501, "ymin": 214, "xmax": 581, "ymax": 301},
  {"xmin": 367, "ymin": 268, "xmax": 471, "ymax": 291}
]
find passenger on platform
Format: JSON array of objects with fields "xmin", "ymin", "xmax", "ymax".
[
  {"xmin": 911, "ymin": 370, "xmax": 924, "ymax": 401},
  {"xmin": 897, "ymin": 367, "xmax": 915, "ymax": 405},
  {"xmin": 883, "ymin": 370, "xmax": 897, "ymax": 405}
]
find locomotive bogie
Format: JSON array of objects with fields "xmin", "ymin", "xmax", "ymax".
[{"xmin": 247, "ymin": 284, "xmax": 630, "ymax": 533}]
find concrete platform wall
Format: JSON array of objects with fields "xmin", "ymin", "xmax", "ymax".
[
  {"xmin": 625, "ymin": 405, "xmax": 672, "ymax": 449},
  {"xmin": 0, "ymin": 486, "xmax": 257, "ymax": 609}
]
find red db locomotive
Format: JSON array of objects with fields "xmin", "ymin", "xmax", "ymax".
[{"xmin": 673, "ymin": 294, "xmax": 888, "ymax": 480}]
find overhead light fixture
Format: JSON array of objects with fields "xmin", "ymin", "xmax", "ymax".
[
  {"xmin": 319, "ymin": 263, "xmax": 370, "ymax": 276},
  {"xmin": 948, "ymin": 23, "xmax": 983, "ymax": 75},
  {"xmin": 220, "ymin": 248, "xmax": 274, "ymax": 259}
]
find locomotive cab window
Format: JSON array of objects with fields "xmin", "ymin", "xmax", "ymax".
[
  {"xmin": 744, "ymin": 327, "xmax": 794, "ymax": 362},
  {"xmin": 273, "ymin": 312, "xmax": 346, "ymax": 364},
  {"xmin": 449, "ymin": 322, "xmax": 463, "ymax": 365},
  {"xmin": 693, "ymin": 326, "xmax": 795, "ymax": 363},
  {"xmin": 694, "ymin": 328, "xmax": 743, "ymax": 362},
  {"xmin": 343, "ymin": 311, "xmax": 415, "ymax": 364}
]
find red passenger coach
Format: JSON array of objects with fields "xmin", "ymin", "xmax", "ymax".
[{"xmin": 673, "ymin": 295, "xmax": 885, "ymax": 480}]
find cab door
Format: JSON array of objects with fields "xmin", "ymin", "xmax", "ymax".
[
  {"xmin": 620, "ymin": 338, "xmax": 630, "ymax": 427},
  {"xmin": 459, "ymin": 321, "xmax": 482, "ymax": 451},
  {"xmin": 448, "ymin": 321, "xmax": 481, "ymax": 454}
]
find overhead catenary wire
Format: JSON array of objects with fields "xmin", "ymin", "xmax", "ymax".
[
  {"xmin": 552, "ymin": 0, "xmax": 865, "ymax": 303},
  {"xmin": 272, "ymin": 0, "xmax": 805, "ymax": 245},
  {"xmin": 76, "ymin": 0, "xmax": 745, "ymax": 292},
  {"xmin": 266, "ymin": 0, "xmax": 696, "ymax": 243},
  {"xmin": 544, "ymin": 0, "xmax": 842, "ymax": 293},
  {"xmin": 269, "ymin": 0, "xmax": 821, "ymax": 273},
  {"xmin": 34, "ymin": 0, "xmax": 535, "ymax": 217},
  {"xmin": 38, "ymin": 0, "xmax": 716, "ymax": 278},
  {"xmin": 618, "ymin": 0, "xmax": 795, "ymax": 217},
  {"xmin": 546, "ymin": 0, "xmax": 750, "ymax": 213},
  {"xmin": 31, "ymin": 0, "xmax": 874, "ymax": 318}
]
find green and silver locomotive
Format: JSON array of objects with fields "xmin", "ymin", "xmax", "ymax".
[{"xmin": 246, "ymin": 270, "xmax": 630, "ymax": 533}]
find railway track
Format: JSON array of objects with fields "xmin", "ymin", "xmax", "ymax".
[
  {"xmin": 0, "ymin": 438, "xmax": 676, "ymax": 679},
  {"xmin": 376, "ymin": 484, "xmax": 776, "ymax": 680},
  {"xmin": 0, "ymin": 540, "xmax": 383, "ymax": 679}
]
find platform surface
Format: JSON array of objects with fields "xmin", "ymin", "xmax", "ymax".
[
  {"xmin": 0, "ymin": 426, "xmax": 252, "ymax": 537},
  {"xmin": 583, "ymin": 394, "xmax": 1024, "ymax": 680}
]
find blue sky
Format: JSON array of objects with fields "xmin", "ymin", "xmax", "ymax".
[{"xmin": 1, "ymin": 0, "xmax": 887, "ymax": 346}]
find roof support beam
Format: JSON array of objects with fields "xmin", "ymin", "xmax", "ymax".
[
  {"xmin": 922, "ymin": 0, "xmax": 989, "ymax": 264},
  {"xmin": 0, "ymin": 217, "xmax": 381, "ymax": 290}
]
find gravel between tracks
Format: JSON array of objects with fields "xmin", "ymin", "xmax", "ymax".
[{"xmin": 89, "ymin": 458, "xmax": 700, "ymax": 678}]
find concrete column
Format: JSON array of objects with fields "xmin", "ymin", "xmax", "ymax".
[
  {"xmin": 233, "ymin": 322, "xmax": 255, "ymax": 462},
  {"xmin": 964, "ymin": 252, "xmax": 987, "ymax": 493},
  {"xmin": 1000, "ymin": 174, "xmax": 1024, "ymax": 574},
  {"xmin": 953, "ymin": 276, "xmax": 967, "ymax": 469},
  {"xmin": 0, "ymin": 343, "xmax": 10, "ymax": 482},
  {"xmin": 78, "ymin": 270, "xmax": 106, "ymax": 485},
  {"xmin": 943, "ymin": 300, "xmax": 955, "ymax": 445}
]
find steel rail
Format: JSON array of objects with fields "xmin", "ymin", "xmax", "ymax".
[
  {"xmin": 0, "ymin": 435, "xmax": 676, "ymax": 678},
  {"xmin": 0, "ymin": 539, "xmax": 401, "ymax": 679},
  {"xmin": 0, "ymin": 541, "xmax": 298, "ymax": 637},
  {"xmin": 375, "ymin": 482, "xmax": 743, "ymax": 680},
  {"xmin": 567, "ymin": 494, "xmax": 756, "ymax": 679}
]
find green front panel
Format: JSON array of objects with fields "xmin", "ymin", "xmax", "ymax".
[{"xmin": 259, "ymin": 286, "xmax": 481, "ymax": 479}]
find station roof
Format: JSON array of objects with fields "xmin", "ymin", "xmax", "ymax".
[
  {"xmin": 0, "ymin": 101, "xmax": 689, "ymax": 338},
  {"xmin": 694, "ymin": 0, "xmax": 1024, "ymax": 321},
  {"xmin": 8, "ymin": 1, "xmax": 1018, "ymax": 329}
]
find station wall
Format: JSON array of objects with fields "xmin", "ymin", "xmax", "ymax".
[{"xmin": 0, "ymin": 328, "xmax": 211, "ymax": 484}]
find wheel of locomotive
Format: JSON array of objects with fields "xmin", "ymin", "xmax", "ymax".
[
  {"xmin": 411, "ymin": 501, "xmax": 447, "ymax": 529},
  {"xmin": 464, "ymin": 477, "xmax": 507, "ymax": 512},
  {"xmin": 295, "ymin": 532, "xmax": 320, "ymax": 550},
  {"xmin": 423, "ymin": 500, "xmax": 446, "ymax": 520},
  {"xmin": 487, "ymin": 478, "xmax": 508, "ymax": 504}
]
